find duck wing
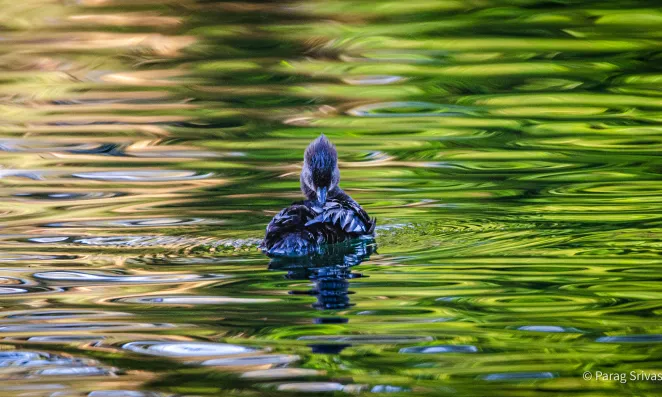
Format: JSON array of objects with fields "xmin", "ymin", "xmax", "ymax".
[
  {"xmin": 262, "ymin": 203, "xmax": 316, "ymax": 250},
  {"xmin": 305, "ymin": 200, "xmax": 375, "ymax": 235}
]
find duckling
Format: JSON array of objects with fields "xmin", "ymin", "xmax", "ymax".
[{"xmin": 261, "ymin": 135, "xmax": 375, "ymax": 256}]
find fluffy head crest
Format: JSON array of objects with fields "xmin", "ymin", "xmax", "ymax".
[
  {"xmin": 301, "ymin": 134, "xmax": 340, "ymax": 201},
  {"xmin": 304, "ymin": 134, "xmax": 337, "ymax": 176}
]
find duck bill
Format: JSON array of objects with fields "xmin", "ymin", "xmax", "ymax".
[{"xmin": 316, "ymin": 186, "xmax": 327, "ymax": 205}]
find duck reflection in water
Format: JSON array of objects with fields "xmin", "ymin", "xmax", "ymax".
[{"xmin": 268, "ymin": 237, "xmax": 376, "ymax": 310}]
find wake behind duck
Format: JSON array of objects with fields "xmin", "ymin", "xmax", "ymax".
[{"xmin": 261, "ymin": 135, "xmax": 376, "ymax": 257}]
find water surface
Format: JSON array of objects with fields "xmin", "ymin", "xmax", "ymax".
[{"xmin": 1, "ymin": 0, "xmax": 661, "ymax": 396}]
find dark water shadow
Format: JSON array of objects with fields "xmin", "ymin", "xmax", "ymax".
[{"xmin": 267, "ymin": 238, "xmax": 376, "ymax": 311}]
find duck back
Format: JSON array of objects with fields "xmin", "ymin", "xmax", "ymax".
[{"xmin": 262, "ymin": 197, "xmax": 375, "ymax": 257}]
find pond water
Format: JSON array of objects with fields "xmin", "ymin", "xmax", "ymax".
[{"xmin": 1, "ymin": 0, "xmax": 661, "ymax": 396}]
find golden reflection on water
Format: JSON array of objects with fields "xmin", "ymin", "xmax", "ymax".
[{"xmin": 0, "ymin": 0, "xmax": 661, "ymax": 396}]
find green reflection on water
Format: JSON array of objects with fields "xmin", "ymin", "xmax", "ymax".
[{"xmin": 0, "ymin": 0, "xmax": 661, "ymax": 396}]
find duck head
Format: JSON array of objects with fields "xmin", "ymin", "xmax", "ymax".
[{"xmin": 300, "ymin": 134, "xmax": 340, "ymax": 205}]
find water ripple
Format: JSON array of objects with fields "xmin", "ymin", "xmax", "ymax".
[
  {"xmin": 399, "ymin": 345, "xmax": 477, "ymax": 354},
  {"xmin": 115, "ymin": 295, "xmax": 276, "ymax": 305},
  {"xmin": 482, "ymin": 372, "xmax": 557, "ymax": 381},
  {"xmin": 0, "ymin": 350, "xmax": 117, "ymax": 379},
  {"xmin": 122, "ymin": 341, "xmax": 258, "ymax": 358},
  {"xmin": 0, "ymin": 253, "xmax": 78, "ymax": 262},
  {"xmin": 0, "ymin": 277, "xmax": 62, "ymax": 295},
  {"xmin": 44, "ymin": 217, "xmax": 218, "ymax": 228},
  {"xmin": 276, "ymin": 382, "xmax": 349, "ymax": 392},
  {"xmin": 0, "ymin": 322, "xmax": 175, "ymax": 333},
  {"xmin": 297, "ymin": 335, "xmax": 433, "ymax": 344},
  {"xmin": 596, "ymin": 334, "xmax": 662, "ymax": 343},
  {"xmin": 201, "ymin": 354, "xmax": 299, "ymax": 368},
  {"xmin": 10, "ymin": 335, "xmax": 106, "ymax": 343},
  {"xmin": 13, "ymin": 192, "xmax": 124, "ymax": 201},
  {"xmin": 87, "ymin": 392, "xmax": 166, "ymax": 397},
  {"xmin": 33, "ymin": 271, "xmax": 229, "ymax": 285},
  {"xmin": 71, "ymin": 170, "xmax": 213, "ymax": 182},
  {"xmin": 517, "ymin": 325, "xmax": 583, "ymax": 333},
  {"xmin": 347, "ymin": 101, "xmax": 475, "ymax": 117},
  {"xmin": 0, "ymin": 0, "xmax": 660, "ymax": 395},
  {"xmin": 1, "ymin": 310, "xmax": 131, "ymax": 321}
]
